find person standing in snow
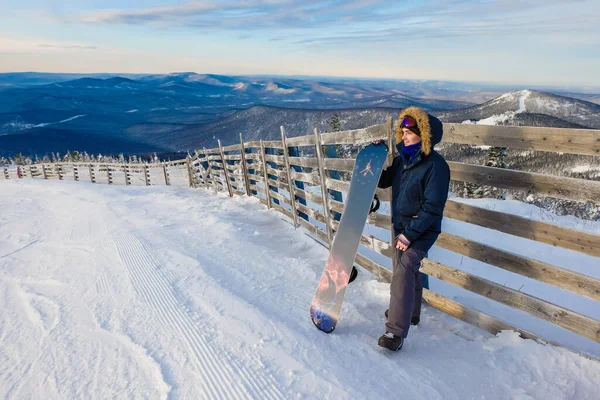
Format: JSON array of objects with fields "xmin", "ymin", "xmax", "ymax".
[{"xmin": 376, "ymin": 106, "xmax": 450, "ymax": 351}]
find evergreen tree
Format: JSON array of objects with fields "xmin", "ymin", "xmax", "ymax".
[{"xmin": 486, "ymin": 146, "xmax": 508, "ymax": 169}]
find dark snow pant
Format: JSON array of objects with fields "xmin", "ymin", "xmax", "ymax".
[{"xmin": 386, "ymin": 247, "xmax": 427, "ymax": 338}]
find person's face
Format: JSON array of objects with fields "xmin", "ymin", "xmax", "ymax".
[{"xmin": 401, "ymin": 128, "xmax": 422, "ymax": 146}]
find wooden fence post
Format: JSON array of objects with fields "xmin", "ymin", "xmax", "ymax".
[
  {"xmin": 163, "ymin": 163, "xmax": 170, "ymax": 185},
  {"xmin": 106, "ymin": 165, "xmax": 112, "ymax": 184},
  {"xmin": 186, "ymin": 156, "xmax": 194, "ymax": 188},
  {"xmin": 74, "ymin": 165, "xmax": 79, "ymax": 181},
  {"xmin": 313, "ymin": 128, "xmax": 333, "ymax": 244},
  {"xmin": 57, "ymin": 164, "xmax": 63, "ymax": 180},
  {"xmin": 144, "ymin": 163, "xmax": 150, "ymax": 186},
  {"xmin": 89, "ymin": 164, "xmax": 96, "ymax": 183},
  {"xmin": 28, "ymin": 165, "xmax": 33, "ymax": 179},
  {"xmin": 124, "ymin": 164, "xmax": 130, "ymax": 185},
  {"xmin": 281, "ymin": 126, "xmax": 299, "ymax": 228},
  {"xmin": 239, "ymin": 133, "xmax": 251, "ymax": 196},
  {"xmin": 218, "ymin": 140, "xmax": 233, "ymax": 197},
  {"xmin": 259, "ymin": 140, "xmax": 272, "ymax": 208},
  {"xmin": 41, "ymin": 164, "xmax": 47, "ymax": 179},
  {"xmin": 3, "ymin": 167, "xmax": 8, "ymax": 179}
]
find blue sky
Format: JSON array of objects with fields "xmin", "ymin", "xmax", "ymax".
[{"xmin": 1, "ymin": 0, "xmax": 599, "ymax": 87}]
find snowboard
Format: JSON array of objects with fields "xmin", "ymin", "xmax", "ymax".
[{"xmin": 310, "ymin": 143, "xmax": 388, "ymax": 333}]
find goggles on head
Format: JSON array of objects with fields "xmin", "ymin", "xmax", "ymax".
[{"xmin": 400, "ymin": 116, "xmax": 418, "ymax": 129}]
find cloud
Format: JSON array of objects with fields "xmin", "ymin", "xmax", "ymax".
[
  {"xmin": 38, "ymin": 44, "xmax": 98, "ymax": 50},
  {"xmin": 63, "ymin": 0, "xmax": 599, "ymax": 49},
  {"xmin": 0, "ymin": 38, "xmax": 98, "ymax": 53}
]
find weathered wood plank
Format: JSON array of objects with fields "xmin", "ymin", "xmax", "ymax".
[
  {"xmin": 223, "ymin": 154, "xmax": 242, "ymax": 161},
  {"xmin": 281, "ymin": 126, "xmax": 300, "ymax": 228},
  {"xmin": 324, "ymin": 158, "xmax": 354, "ymax": 172},
  {"xmin": 264, "ymin": 154, "xmax": 285, "ymax": 164},
  {"xmin": 244, "ymin": 141, "xmax": 262, "ymax": 148},
  {"xmin": 443, "ymin": 123, "xmax": 600, "ymax": 156},
  {"xmin": 421, "ymin": 259, "xmax": 600, "ymax": 343},
  {"xmin": 240, "ymin": 133, "xmax": 252, "ymax": 196},
  {"xmin": 269, "ymin": 190, "xmax": 291, "ymax": 205},
  {"xmin": 298, "ymin": 218, "xmax": 330, "ymax": 244},
  {"xmin": 325, "ymin": 177, "xmax": 391, "ymax": 201},
  {"xmin": 288, "ymin": 156, "xmax": 318, "ymax": 169},
  {"xmin": 296, "ymin": 203, "xmax": 327, "ymax": 224},
  {"xmin": 444, "ymin": 200, "xmax": 600, "ymax": 258},
  {"xmin": 314, "ymin": 128, "xmax": 334, "ymax": 244},
  {"xmin": 293, "ymin": 187, "xmax": 324, "ymax": 205},
  {"xmin": 422, "ymin": 290, "xmax": 542, "ymax": 342},
  {"xmin": 259, "ymin": 140, "xmax": 272, "ymax": 209},
  {"xmin": 435, "ymin": 232, "xmax": 600, "ymax": 302},
  {"xmin": 320, "ymin": 123, "xmax": 388, "ymax": 145},
  {"xmin": 289, "ymin": 170, "xmax": 321, "ymax": 185},
  {"xmin": 262, "ymin": 140, "xmax": 283, "ymax": 149},
  {"xmin": 449, "ymin": 161, "xmax": 600, "ymax": 203},
  {"xmin": 355, "ymin": 253, "xmax": 389, "ymax": 281},
  {"xmin": 266, "ymin": 167, "xmax": 288, "ymax": 180},
  {"xmin": 272, "ymin": 203, "xmax": 294, "ymax": 220},
  {"xmin": 268, "ymin": 178, "xmax": 288, "ymax": 192},
  {"xmin": 222, "ymin": 143, "xmax": 242, "ymax": 152},
  {"xmin": 286, "ymin": 135, "xmax": 316, "ymax": 147},
  {"xmin": 245, "ymin": 153, "xmax": 261, "ymax": 161}
]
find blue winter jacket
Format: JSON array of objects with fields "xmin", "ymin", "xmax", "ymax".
[{"xmin": 378, "ymin": 107, "xmax": 451, "ymax": 253}]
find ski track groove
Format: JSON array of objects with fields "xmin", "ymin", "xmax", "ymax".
[
  {"xmin": 133, "ymin": 235, "xmax": 286, "ymax": 400},
  {"xmin": 111, "ymin": 231, "xmax": 284, "ymax": 400}
]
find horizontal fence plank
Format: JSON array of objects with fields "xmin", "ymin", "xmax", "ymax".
[
  {"xmin": 269, "ymin": 190, "xmax": 291, "ymax": 204},
  {"xmin": 449, "ymin": 162, "xmax": 600, "ymax": 203},
  {"xmin": 421, "ymin": 259, "xmax": 600, "ymax": 343},
  {"xmin": 320, "ymin": 124, "xmax": 388, "ymax": 145},
  {"xmin": 268, "ymin": 178, "xmax": 289, "ymax": 192},
  {"xmin": 272, "ymin": 203, "xmax": 294, "ymax": 220},
  {"xmin": 444, "ymin": 200, "xmax": 600, "ymax": 258},
  {"xmin": 324, "ymin": 158, "xmax": 354, "ymax": 172},
  {"xmin": 222, "ymin": 143, "xmax": 242, "ymax": 152},
  {"xmin": 288, "ymin": 156, "xmax": 318, "ymax": 169},
  {"xmin": 293, "ymin": 188, "xmax": 324, "ymax": 205},
  {"xmin": 266, "ymin": 167, "xmax": 288, "ymax": 180},
  {"xmin": 249, "ymin": 184, "xmax": 266, "ymax": 195},
  {"xmin": 443, "ymin": 123, "xmax": 600, "ymax": 156},
  {"xmin": 264, "ymin": 154, "xmax": 285, "ymax": 164},
  {"xmin": 325, "ymin": 177, "xmax": 391, "ymax": 201},
  {"xmin": 298, "ymin": 218, "xmax": 329, "ymax": 243},
  {"xmin": 355, "ymin": 253, "xmax": 390, "ymax": 281},
  {"xmin": 436, "ymin": 232, "xmax": 600, "ymax": 302},
  {"xmin": 245, "ymin": 153, "xmax": 261, "ymax": 161},
  {"xmin": 422, "ymin": 290, "xmax": 542, "ymax": 342},
  {"xmin": 296, "ymin": 203, "xmax": 327, "ymax": 224},
  {"xmin": 223, "ymin": 154, "xmax": 242, "ymax": 161},
  {"xmin": 290, "ymin": 170, "xmax": 321, "ymax": 185},
  {"xmin": 244, "ymin": 141, "xmax": 261, "ymax": 148},
  {"xmin": 262, "ymin": 140, "xmax": 283, "ymax": 149},
  {"xmin": 286, "ymin": 135, "xmax": 316, "ymax": 147}
]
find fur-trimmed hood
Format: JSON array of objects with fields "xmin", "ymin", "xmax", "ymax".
[{"xmin": 396, "ymin": 106, "xmax": 444, "ymax": 156}]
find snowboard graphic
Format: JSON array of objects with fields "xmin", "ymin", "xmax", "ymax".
[{"xmin": 310, "ymin": 143, "xmax": 387, "ymax": 333}]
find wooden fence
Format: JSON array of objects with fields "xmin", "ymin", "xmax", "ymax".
[
  {"xmin": 2, "ymin": 159, "xmax": 191, "ymax": 186},
  {"xmin": 4, "ymin": 120, "xmax": 600, "ymax": 358}
]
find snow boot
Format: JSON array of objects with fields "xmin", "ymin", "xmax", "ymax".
[
  {"xmin": 384, "ymin": 309, "xmax": 420, "ymax": 326},
  {"xmin": 348, "ymin": 266, "xmax": 358, "ymax": 284},
  {"xmin": 378, "ymin": 332, "xmax": 404, "ymax": 351}
]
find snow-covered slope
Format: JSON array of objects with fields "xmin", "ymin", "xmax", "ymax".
[
  {"xmin": 1, "ymin": 180, "xmax": 599, "ymax": 399},
  {"xmin": 439, "ymin": 90, "xmax": 600, "ymax": 128}
]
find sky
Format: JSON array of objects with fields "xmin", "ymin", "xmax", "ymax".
[{"xmin": 1, "ymin": 0, "xmax": 599, "ymax": 87}]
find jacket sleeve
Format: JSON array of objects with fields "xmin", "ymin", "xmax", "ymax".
[
  {"xmin": 378, "ymin": 157, "xmax": 400, "ymax": 189},
  {"xmin": 402, "ymin": 160, "xmax": 450, "ymax": 242}
]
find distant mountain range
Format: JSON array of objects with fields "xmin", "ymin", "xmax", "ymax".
[{"xmin": 0, "ymin": 73, "xmax": 599, "ymax": 157}]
